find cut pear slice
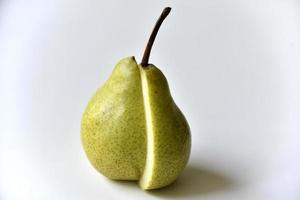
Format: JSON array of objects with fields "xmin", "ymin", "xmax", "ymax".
[{"xmin": 138, "ymin": 65, "xmax": 191, "ymax": 190}]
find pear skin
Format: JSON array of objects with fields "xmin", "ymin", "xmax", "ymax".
[
  {"xmin": 81, "ymin": 57, "xmax": 191, "ymax": 189},
  {"xmin": 81, "ymin": 57, "xmax": 147, "ymax": 180},
  {"xmin": 81, "ymin": 7, "xmax": 191, "ymax": 190}
]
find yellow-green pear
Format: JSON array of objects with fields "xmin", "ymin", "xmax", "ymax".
[{"xmin": 81, "ymin": 7, "xmax": 191, "ymax": 190}]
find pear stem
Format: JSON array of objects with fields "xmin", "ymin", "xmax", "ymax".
[{"xmin": 141, "ymin": 7, "xmax": 171, "ymax": 67}]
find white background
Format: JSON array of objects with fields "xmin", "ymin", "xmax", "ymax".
[{"xmin": 1, "ymin": 0, "xmax": 300, "ymax": 199}]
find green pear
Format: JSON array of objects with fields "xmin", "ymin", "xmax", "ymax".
[{"xmin": 81, "ymin": 7, "xmax": 191, "ymax": 190}]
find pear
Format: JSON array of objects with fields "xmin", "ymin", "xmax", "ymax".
[{"xmin": 81, "ymin": 7, "xmax": 191, "ymax": 190}]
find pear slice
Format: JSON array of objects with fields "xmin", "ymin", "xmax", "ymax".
[{"xmin": 138, "ymin": 64, "xmax": 191, "ymax": 190}]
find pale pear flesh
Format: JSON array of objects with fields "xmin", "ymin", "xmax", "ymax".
[{"xmin": 81, "ymin": 57, "xmax": 191, "ymax": 190}]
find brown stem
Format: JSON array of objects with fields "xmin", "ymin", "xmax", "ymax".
[{"xmin": 140, "ymin": 7, "xmax": 171, "ymax": 67}]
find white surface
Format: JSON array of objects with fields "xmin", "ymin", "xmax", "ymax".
[{"xmin": 1, "ymin": 0, "xmax": 300, "ymax": 199}]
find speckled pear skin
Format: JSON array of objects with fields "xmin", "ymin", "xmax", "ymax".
[
  {"xmin": 81, "ymin": 57, "xmax": 147, "ymax": 180},
  {"xmin": 81, "ymin": 56, "xmax": 191, "ymax": 190}
]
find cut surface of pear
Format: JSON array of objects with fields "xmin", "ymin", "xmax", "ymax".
[{"xmin": 81, "ymin": 57, "xmax": 191, "ymax": 190}]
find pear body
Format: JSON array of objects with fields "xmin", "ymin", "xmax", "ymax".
[
  {"xmin": 81, "ymin": 57, "xmax": 146, "ymax": 180},
  {"xmin": 81, "ymin": 57, "xmax": 191, "ymax": 190}
]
